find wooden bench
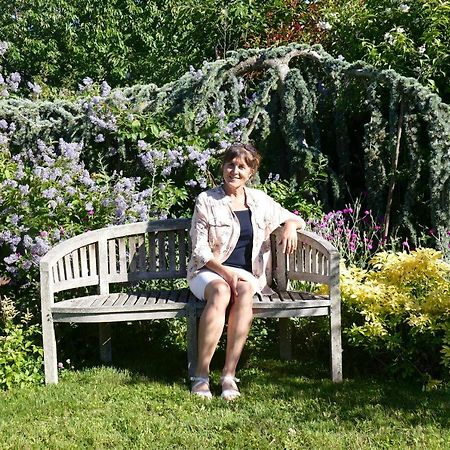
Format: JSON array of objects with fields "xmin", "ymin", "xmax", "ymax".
[{"xmin": 40, "ymin": 218, "xmax": 342, "ymax": 384}]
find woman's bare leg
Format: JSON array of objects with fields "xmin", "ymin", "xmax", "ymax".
[
  {"xmin": 193, "ymin": 280, "xmax": 231, "ymax": 393},
  {"xmin": 222, "ymin": 280, "xmax": 254, "ymax": 381}
]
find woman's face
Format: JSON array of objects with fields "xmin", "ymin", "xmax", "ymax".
[{"xmin": 222, "ymin": 156, "xmax": 253, "ymax": 192}]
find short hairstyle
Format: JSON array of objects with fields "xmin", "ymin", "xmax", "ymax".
[{"xmin": 222, "ymin": 143, "xmax": 262, "ymax": 173}]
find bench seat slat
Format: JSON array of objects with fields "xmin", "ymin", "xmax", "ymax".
[{"xmin": 50, "ymin": 289, "xmax": 330, "ymax": 316}]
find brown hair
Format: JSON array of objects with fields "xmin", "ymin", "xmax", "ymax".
[{"xmin": 222, "ymin": 143, "xmax": 262, "ymax": 174}]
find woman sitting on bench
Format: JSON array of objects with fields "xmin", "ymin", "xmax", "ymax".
[{"xmin": 187, "ymin": 143, "xmax": 305, "ymax": 400}]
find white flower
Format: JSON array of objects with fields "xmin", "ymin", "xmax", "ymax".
[
  {"xmin": 317, "ymin": 21, "xmax": 332, "ymax": 31},
  {"xmin": 418, "ymin": 45, "xmax": 426, "ymax": 54},
  {"xmin": 399, "ymin": 4, "xmax": 410, "ymax": 12},
  {"xmin": 384, "ymin": 32, "xmax": 395, "ymax": 45}
]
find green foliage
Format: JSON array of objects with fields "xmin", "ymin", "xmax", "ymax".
[
  {"xmin": 0, "ymin": 296, "xmax": 43, "ymax": 390},
  {"xmin": 324, "ymin": 0, "xmax": 450, "ymax": 101},
  {"xmin": 244, "ymin": 0, "xmax": 450, "ymax": 103},
  {"xmin": 340, "ymin": 248, "xmax": 450, "ymax": 380},
  {"xmin": 259, "ymin": 154, "xmax": 327, "ymax": 219},
  {"xmin": 0, "ymin": 0, "xmax": 287, "ymax": 90}
]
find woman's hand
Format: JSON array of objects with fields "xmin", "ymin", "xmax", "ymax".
[
  {"xmin": 221, "ymin": 268, "xmax": 239, "ymax": 299},
  {"xmin": 279, "ymin": 220, "xmax": 300, "ymax": 254},
  {"xmin": 205, "ymin": 259, "xmax": 239, "ymax": 298}
]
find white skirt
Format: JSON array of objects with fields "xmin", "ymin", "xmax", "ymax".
[{"xmin": 188, "ymin": 267, "xmax": 259, "ymax": 301}]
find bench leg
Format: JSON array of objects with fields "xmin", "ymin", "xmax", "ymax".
[
  {"xmin": 330, "ymin": 307, "xmax": 343, "ymax": 383},
  {"xmin": 99, "ymin": 323, "xmax": 112, "ymax": 364},
  {"xmin": 42, "ymin": 312, "xmax": 58, "ymax": 384},
  {"xmin": 279, "ymin": 318, "xmax": 292, "ymax": 360},
  {"xmin": 187, "ymin": 313, "xmax": 198, "ymax": 378}
]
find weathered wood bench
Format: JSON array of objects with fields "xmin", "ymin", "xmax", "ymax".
[{"xmin": 40, "ymin": 218, "xmax": 342, "ymax": 384}]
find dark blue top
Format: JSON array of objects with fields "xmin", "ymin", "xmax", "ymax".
[{"xmin": 223, "ymin": 209, "xmax": 253, "ymax": 272}]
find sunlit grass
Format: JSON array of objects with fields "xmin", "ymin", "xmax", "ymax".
[{"xmin": 1, "ymin": 357, "xmax": 449, "ymax": 449}]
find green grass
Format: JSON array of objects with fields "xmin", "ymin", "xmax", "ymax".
[{"xmin": 0, "ymin": 357, "xmax": 449, "ymax": 449}]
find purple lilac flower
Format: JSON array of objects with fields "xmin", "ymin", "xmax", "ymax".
[
  {"xmin": 137, "ymin": 140, "xmax": 148, "ymax": 150},
  {"xmin": 245, "ymin": 93, "xmax": 258, "ymax": 107},
  {"xmin": 33, "ymin": 166, "xmax": 49, "ymax": 180},
  {"xmin": 15, "ymin": 164, "xmax": 25, "ymax": 179},
  {"xmin": 1, "ymin": 89, "xmax": 9, "ymax": 97},
  {"xmin": 0, "ymin": 134, "xmax": 7, "ymax": 145},
  {"xmin": 3, "ymin": 179, "xmax": 18, "ymax": 188},
  {"xmin": 100, "ymin": 81, "xmax": 111, "ymax": 97},
  {"xmin": 0, "ymin": 119, "xmax": 8, "ymax": 129},
  {"xmin": 23, "ymin": 235, "xmax": 33, "ymax": 248},
  {"xmin": 10, "ymin": 214, "xmax": 21, "ymax": 225},
  {"xmin": 95, "ymin": 133, "xmax": 105, "ymax": 143},
  {"xmin": 42, "ymin": 187, "xmax": 57, "ymax": 199},
  {"xmin": 79, "ymin": 77, "xmax": 93, "ymax": 91},
  {"xmin": 22, "ymin": 260, "xmax": 32, "ymax": 270},
  {"xmin": 0, "ymin": 230, "xmax": 12, "ymax": 244},
  {"xmin": 88, "ymin": 114, "xmax": 117, "ymax": 131},
  {"xmin": 4, "ymin": 253, "xmax": 20, "ymax": 264},
  {"xmin": 59, "ymin": 139, "xmax": 82, "ymax": 160},
  {"xmin": 189, "ymin": 65, "xmax": 204, "ymax": 81},
  {"xmin": 10, "ymin": 235, "xmax": 21, "ymax": 247},
  {"xmin": 43, "ymin": 154, "xmax": 55, "ymax": 166},
  {"xmin": 31, "ymin": 237, "xmax": 51, "ymax": 255},
  {"xmin": 19, "ymin": 184, "xmax": 29, "ymax": 195},
  {"xmin": 27, "ymin": 81, "xmax": 42, "ymax": 94},
  {"xmin": 0, "ymin": 41, "xmax": 9, "ymax": 56},
  {"xmin": 80, "ymin": 170, "xmax": 94, "ymax": 187},
  {"xmin": 9, "ymin": 72, "xmax": 21, "ymax": 83}
]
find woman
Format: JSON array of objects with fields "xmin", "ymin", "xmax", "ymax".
[{"xmin": 187, "ymin": 143, "xmax": 305, "ymax": 400}]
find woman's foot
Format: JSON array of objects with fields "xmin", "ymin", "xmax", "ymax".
[
  {"xmin": 220, "ymin": 375, "xmax": 240, "ymax": 401},
  {"xmin": 190, "ymin": 376, "xmax": 212, "ymax": 399}
]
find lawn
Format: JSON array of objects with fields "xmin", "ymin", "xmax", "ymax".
[{"xmin": 1, "ymin": 355, "xmax": 449, "ymax": 449}]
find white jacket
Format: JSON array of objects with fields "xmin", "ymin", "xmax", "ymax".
[{"xmin": 187, "ymin": 185, "xmax": 305, "ymax": 292}]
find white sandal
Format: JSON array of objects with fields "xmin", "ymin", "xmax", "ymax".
[
  {"xmin": 220, "ymin": 375, "xmax": 240, "ymax": 401},
  {"xmin": 190, "ymin": 376, "xmax": 212, "ymax": 399}
]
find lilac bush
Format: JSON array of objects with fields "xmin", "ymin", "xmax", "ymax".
[{"xmin": 0, "ymin": 137, "xmax": 162, "ymax": 281}]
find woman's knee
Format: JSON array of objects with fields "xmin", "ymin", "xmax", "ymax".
[
  {"xmin": 236, "ymin": 281, "xmax": 255, "ymax": 304},
  {"xmin": 204, "ymin": 280, "xmax": 231, "ymax": 308}
]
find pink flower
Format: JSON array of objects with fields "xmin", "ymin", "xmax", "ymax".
[
  {"xmin": 402, "ymin": 238, "xmax": 410, "ymax": 251},
  {"xmin": 293, "ymin": 210, "xmax": 299, "ymax": 215}
]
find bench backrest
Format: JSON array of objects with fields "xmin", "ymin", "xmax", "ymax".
[
  {"xmin": 40, "ymin": 219, "xmax": 339, "ymax": 303},
  {"xmin": 40, "ymin": 219, "xmax": 191, "ymax": 298}
]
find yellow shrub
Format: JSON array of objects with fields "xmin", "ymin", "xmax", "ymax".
[{"xmin": 339, "ymin": 248, "xmax": 450, "ymax": 378}]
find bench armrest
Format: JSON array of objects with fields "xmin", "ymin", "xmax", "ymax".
[{"xmin": 271, "ymin": 228, "xmax": 340, "ymax": 290}]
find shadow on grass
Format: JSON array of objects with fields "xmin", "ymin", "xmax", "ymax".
[
  {"xmin": 56, "ymin": 321, "xmax": 450, "ymax": 430},
  {"xmin": 238, "ymin": 358, "xmax": 450, "ymax": 429}
]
